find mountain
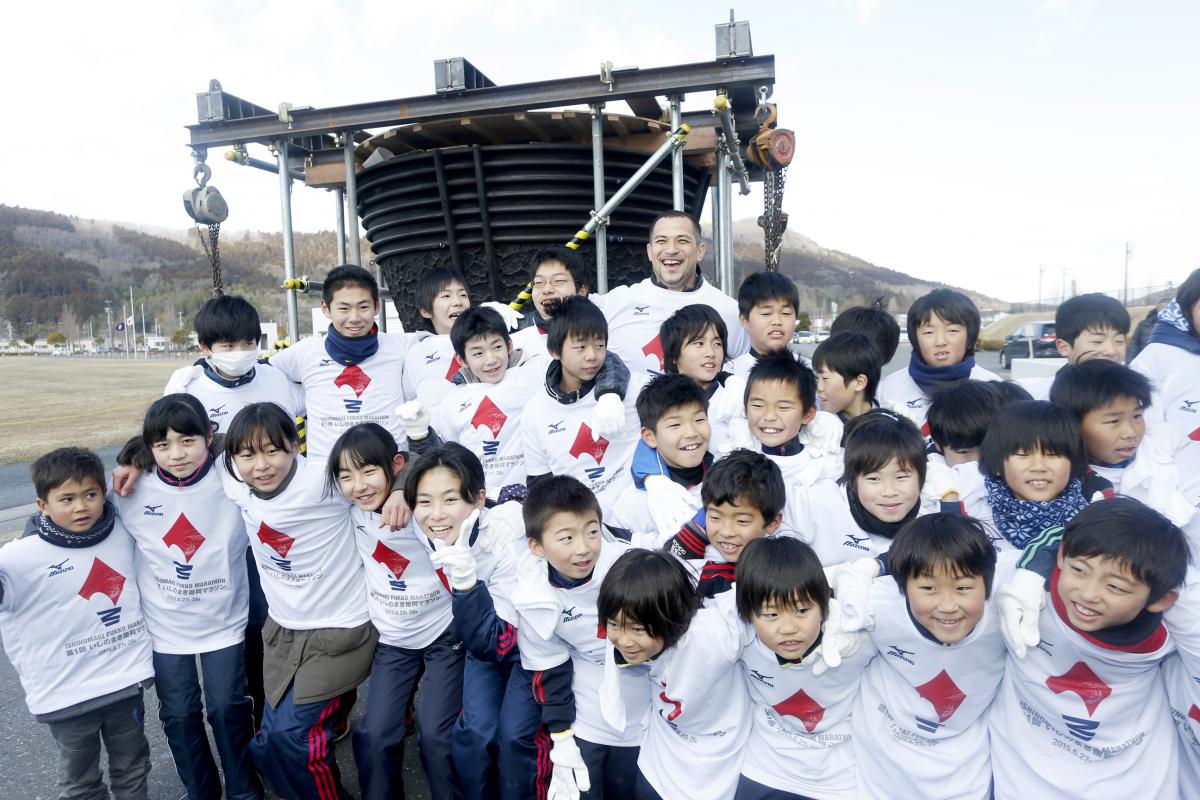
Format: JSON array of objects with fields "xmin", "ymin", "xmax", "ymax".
[{"xmin": 0, "ymin": 204, "xmax": 1002, "ymax": 339}]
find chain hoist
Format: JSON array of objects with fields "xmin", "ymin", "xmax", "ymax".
[
  {"xmin": 183, "ymin": 151, "xmax": 229, "ymax": 296},
  {"xmin": 745, "ymin": 87, "xmax": 795, "ymax": 272}
]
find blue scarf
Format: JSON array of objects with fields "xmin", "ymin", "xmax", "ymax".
[
  {"xmin": 907, "ymin": 351, "xmax": 975, "ymax": 395},
  {"xmin": 32, "ymin": 501, "xmax": 117, "ymax": 549},
  {"xmin": 1149, "ymin": 300, "xmax": 1200, "ymax": 356},
  {"xmin": 324, "ymin": 324, "xmax": 379, "ymax": 366},
  {"xmin": 983, "ymin": 476, "xmax": 1088, "ymax": 549}
]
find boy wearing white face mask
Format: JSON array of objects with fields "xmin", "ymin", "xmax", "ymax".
[{"xmin": 161, "ymin": 295, "xmax": 305, "ymax": 433}]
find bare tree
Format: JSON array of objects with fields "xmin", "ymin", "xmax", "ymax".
[{"xmin": 58, "ymin": 304, "xmax": 81, "ymax": 347}]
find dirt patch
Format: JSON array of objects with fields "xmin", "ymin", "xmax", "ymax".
[{"xmin": 0, "ymin": 357, "xmax": 189, "ymax": 464}]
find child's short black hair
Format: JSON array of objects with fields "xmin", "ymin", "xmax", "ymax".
[
  {"xmin": 326, "ymin": 423, "xmax": 399, "ymax": 499},
  {"xmin": 648, "ymin": 210, "xmax": 702, "ymax": 241},
  {"xmin": 322, "ymin": 264, "xmax": 380, "ymax": 306},
  {"xmin": 32, "ymin": 447, "xmax": 106, "ymax": 500},
  {"xmin": 839, "ymin": 409, "xmax": 927, "ymax": 487},
  {"xmin": 547, "ymin": 295, "xmax": 608, "ymax": 356},
  {"xmin": 889, "ymin": 513, "xmax": 998, "ymax": 597},
  {"xmin": 523, "ymin": 475, "xmax": 603, "ymax": 543},
  {"xmin": 194, "ymin": 294, "xmax": 261, "ymax": 348},
  {"xmin": 450, "ymin": 307, "xmax": 512, "ymax": 359},
  {"xmin": 811, "ymin": 331, "xmax": 882, "ymax": 400},
  {"xmin": 530, "ymin": 246, "xmax": 589, "ymax": 292},
  {"xmin": 926, "ymin": 380, "xmax": 1004, "ymax": 451},
  {"xmin": 597, "ymin": 549, "xmax": 701, "ymax": 651},
  {"xmin": 415, "ymin": 267, "xmax": 469, "ymax": 331},
  {"xmin": 1175, "ymin": 268, "xmax": 1200, "ymax": 337},
  {"xmin": 402, "ymin": 442, "xmax": 487, "ymax": 504},
  {"xmin": 142, "ymin": 393, "xmax": 213, "ymax": 449},
  {"xmin": 660, "ymin": 305, "xmax": 729, "ymax": 374},
  {"xmin": 737, "ymin": 271, "xmax": 800, "ymax": 318},
  {"xmin": 222, "ymin": 403, "xmax": 300, "ymax": 480},
  {"xmin": 1062, "ymin": 496, "xmax": 1189, "ymax": 604},
  {"xmin": 978, "ymin": 400, "xmax": 1088, "ymax": 481},
  {"xmin": 735, "ymin": 536, "xmax": 830, "ymax": 622},
  {"xmin": 1049, "ymin": 360, "xmax": 1153, "ymax": 422},
  {"xmin": 745, "ymin": 350, "xmax": 817, "ymax": 412},
  {"xmin": 1055, "ymin": 293, "xmax": 1131, "ymax": 345},
  {"xmin": 990, "ymin": 380, "xmax": 1034, "ymax": 406},
  {"xmin": 636, "ymin": 373, "xmax": 709, "ymax": 432},
  {"xmin": 830, "ymin": 306, "xmax": 901, "ymax": 364},
  {"xmin": 907, "ymin": 289, "xmax": 982, "ymax": 355},
  {"xmin": 702, "ymin": 450, "xmax": 786, "ymax": 524}
]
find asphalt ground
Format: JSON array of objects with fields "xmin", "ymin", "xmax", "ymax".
[{"xmin": 0, "ymin": 341, "xmax": 1008, "ymax": 798}]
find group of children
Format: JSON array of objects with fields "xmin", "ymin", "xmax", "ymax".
[{"xmin": 3, "ymin": 208, "xmax": 1200, "ymax": 799}]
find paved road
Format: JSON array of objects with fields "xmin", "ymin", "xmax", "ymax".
[{"xmin": 0, "ymin": 341, "xmax": 1006, "ymax": 798}]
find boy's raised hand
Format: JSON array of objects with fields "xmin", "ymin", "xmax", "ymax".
[
  {"xmin": 589, "ymin": 393, "xmax": 625, "ymax": 440},
  {"xmin": 394, "ymin": 400, "xmax": 431, "ymax": 442},
  {"xmin": 995, "ymin": 568, "xmax": 1045, "ymax": 658},
  {"xmin": 809, "ymin": 597, "xmax": 860, "ymax": 677},
  {"xmin": 644, "ymin": 475, "xmax": 702, "ymax": 540},
  {"xmin": 547, "ymin": 730, "xmax": 591, "ymax": 800},
  {"xmin": 476, "ymin": 501, "xmax": 524, "ymax": 554},
  {"xmin": 480, "ymin": 301, "xmax": 523, "ymax": 331},
  {"xmin": 823, "ymin": 558, "xmax": 879, "ymax": 632},
  {"xmin": 428, "ymin": 510, "xmax": 480, "ymax": 591}
]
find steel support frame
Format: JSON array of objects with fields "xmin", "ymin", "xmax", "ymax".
[
  {"xmin": 591, "ymin": 104, "xmax": 608, "ymax": 293},
  {"xmin": 187, "ymin": 56, "xmax": 775, "ymax": 149},
  {"xmin": 276, "ymin": 141, "xmax": 300, "ymax": 343},
  {"xmin": 669, "ymin": 96, "xmax": 684, "ymax": 211}
]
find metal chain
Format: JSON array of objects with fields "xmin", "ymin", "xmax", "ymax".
[
  {"xmin": 196, "ymin": 222, "xmax": 223, "ymax": 296},
  {"xmin": 761, "ymin": 165, "xmax": 788, "ymax": 271}
]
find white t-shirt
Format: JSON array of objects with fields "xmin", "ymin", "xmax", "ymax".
[
  {"xmin": 1131, "ymin": 342, "xmax": 1200, "ymax": 437},
  {"xmin": 112, "ymin": 465, "xmax": 249, "ymax": 654},
  {"xmin": 172, "ymin": 362, "xmax": 304, "ymax": 434},
  {"xmin": 519, "ymin": 370, "xmax": 647, "ymax": 515},
  {"xmin": 350, "ymin": 507, "xmax": 452, "ymax": 649},
  {"xmin": 784, "ymin": 480, "xmax": 916, "ymax": 566},
  {"xmin": 1017, "ymin": 374, "xmax": 1054, "ymax": 401},
  {"xmin": 989, "ymin": 572, "xmax": 1179, "ymax": 800},
  {"xmin": 268, "ymin": 333, "xmax": 411, "ymax": 461},
  {"xmin": 436, "ymin": 363, "xmax": 543, "ymax": 500},
  {"xmin": 511, "ymin": 325, "xmax": 548, "ymax": 363},
  {"xmin": 853, "ymin": 568, "xmax": 1009, "ymax": 799},
  {"xmin": 596, "ymin": 276, "xmax": 747, "ymax": 374},
  {"xmin": 876, "ymin": 364, "xmax": 1001, "ymax": 434},
  {"xmin": 0, "ymin": 521, "xmax": 154, "ymax": 715},
  {"xmin": 1164, "ymin": 576, "xmax": 1200, "ymax": 797},
  {"xmin": 222, "ymin": 459, "xmax": 368, "ymax": 631},
  {"xmin": 402, "ymin": 332, "xmax": 460, "ymax": 411},
  {"xmin": 738, "ymin": 621, "xmax": 873, "ymax": 799},
  {"xmin": 515, "ymin": 539, "xmax": 649, "ymax": 746},
  {"xmin": 636, "ymin": 594, "xmax": 750, "ymax": 800},
  {"xmin": 727, "ymin": 349, "xmax": 812, "ymax": 380}
]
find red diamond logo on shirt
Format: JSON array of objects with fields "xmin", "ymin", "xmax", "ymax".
[
  {"xmin": 78, "ymin": 558, "xmax": 125, "ymax": 605},
  {"xmin": 772, "ymin": 689, "xmax": 825, "ymax": 733},
  {"xmin": 596, "ymin": 624, "xmax": 607, "ymax": 640},
  {"xmin": 162, "ymin": 514, "xmax": 206, "ymax": 563},
  {"xmin": 334, "ymin": 364, "xmax": 372, "ymax": 398},
  {"xmin": 1189, "ymin": 705, "xmax": 1200, "ymax": 725},
  {"xmin": 445, "ymin": 358, "xmax": 461, "ymax": 383},
  {"xmin": 1046, "ymin": 661, "xmax": 1112, "ymax": 717},
  {"xmin": 256, "ymin": 522, "xmax": 295, "ymax": 559},
  {"xmin": 642, "ymin": 335, "xmax": 665, "ymax": 370},
  {"xmin": 1189, "ymin": 426, "xmax": 1200, "ymax": 442},
  {"xmin": 914, "ymin": 669, "xmax": 967, "ymax": 722},
  {"xmin": 371, "ymin": 541, "xmax": 411, "ymax": 580},
  {"xmin": 435, "ymin": 566, "xmax": 450, "ymax": 592},
  {"xmin": 569, "ymin": 423, "xmax": 609, "ymax": 464},
  {"xmin": 471, "ymin": 396, "xmax": 508, "ymax": 437}
]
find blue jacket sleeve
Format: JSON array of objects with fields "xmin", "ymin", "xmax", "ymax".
[
  {"xmin": 532, "ymin": 660, "xmax": 576, "ymax": 734},
  {"xmin": 451, "ymin": 581, "xmax": 520, "ymax": 663}
]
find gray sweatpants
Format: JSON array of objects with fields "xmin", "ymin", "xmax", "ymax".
[{"xmin": 45, "ymin": 691, "xmax": 151, "ymax": 800}]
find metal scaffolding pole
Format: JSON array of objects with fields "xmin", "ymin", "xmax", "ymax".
[
  {"xmin": 344, "ymin": 135, "xmax": 362, "ymax": 266},
  {"xmin": 717, "ymin": 147, "xmax": 734, "ymax": 292},
  {"xmin": 710, "ymin": 162, "xmax": 722, "ymax": 291},
  {"xmin": 334, "ymin": 188, "xmax": 347, "ymax": 265},
  {"xmin": 590, "ymin": 104, "xmax": 608, "ymax": 294},
  {"xmin": 669, "ymin": 96, "xmax": 684, "ymax": 211},
  {"xmin": 713, "ymin": 95, "xmax": 751, "ymax": 196},
  {"xmin": 276, "ymin": 140, "xmax": 300, "ymax": 343}
]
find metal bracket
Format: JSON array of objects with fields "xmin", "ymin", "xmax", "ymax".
[
  {"xmin": 278, "ymin": 102, "xmax": 293, "ymax": 127},
  {"xmin": 589, "ymin": 209, "xmax": 611, "ymax": 229}
]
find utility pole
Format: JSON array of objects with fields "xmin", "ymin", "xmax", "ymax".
[
  {"xmin": 1061, "ymin": 268, "xmax": 1068, "ymax": 303},
  {"xmin": 1123, "ymin": 242, "xmax": 1131, "ymax": 304}
]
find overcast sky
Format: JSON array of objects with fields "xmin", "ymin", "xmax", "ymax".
[{"xmin": 3, "ymin": 0, "xmax": 1196, "ymax": 301}]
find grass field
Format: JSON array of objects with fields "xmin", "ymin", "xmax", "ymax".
[{"xmin": 0, "ymin": 356, "xmax": 189, "ymax": 464}]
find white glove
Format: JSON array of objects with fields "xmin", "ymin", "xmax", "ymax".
[
  {"xmin": 589, "ymin": 392, "xmax": 625, "ymax": 441},
  {"xmin": 481, "ymin": 301, "xmax": 524, "ymax": 332},
  {"xmin": 797, "ymin": 410, "xmax": 843, "ymax": 456},
  {"xmin": 644, "ymin": 475, "xmax": 702, "ymax": 541},
  {"xmin": 922, "ymin": 458, "xmax": 961, "ymax": 505},
  {"xmin": 709, "ymin": 374, "xmax": 748, "ymax": 422},
  {"xmin": 476, "ymin": 500, "xmax": 526, "ymax": 554},
  {"xmin": 720, "ymin": 416, "xmax": 758, "ymax": 454},
  {"xmin": 808, "ymin": 597, "xmax": 860, "ymax": 677},
  {"xmin": 823, "ymin": 558, "xmax": 879, "ymax": 632},
  {"xmin": 164, "ymin": 364, "xmax": 203, "ymax": 395},
  {"xmin": 428, "ymin": 510, "xmax": 480, "ymax": 591},
  {"xmin": 547, "ymin": 730, "xmax": 590, "ymax": 800},
  {"xmin": 995, "ymin": 568, "xmax": 1046, "ymax": 659},
  {"xmin": 394, "ymin": 400, "xmax": 431, "ymax": 441}
]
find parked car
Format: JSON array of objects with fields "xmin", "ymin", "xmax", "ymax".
[
  {"xmin": 815, "ymin": 330, "xmax": 830, "ymax": 342},
  {"xmin": 1000, "ymin": 320, "xmax": 1057, "ymax": 368},
  {"xmin": 792, "ymin": 330, "xmax": 815, "ymax": 344}
]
